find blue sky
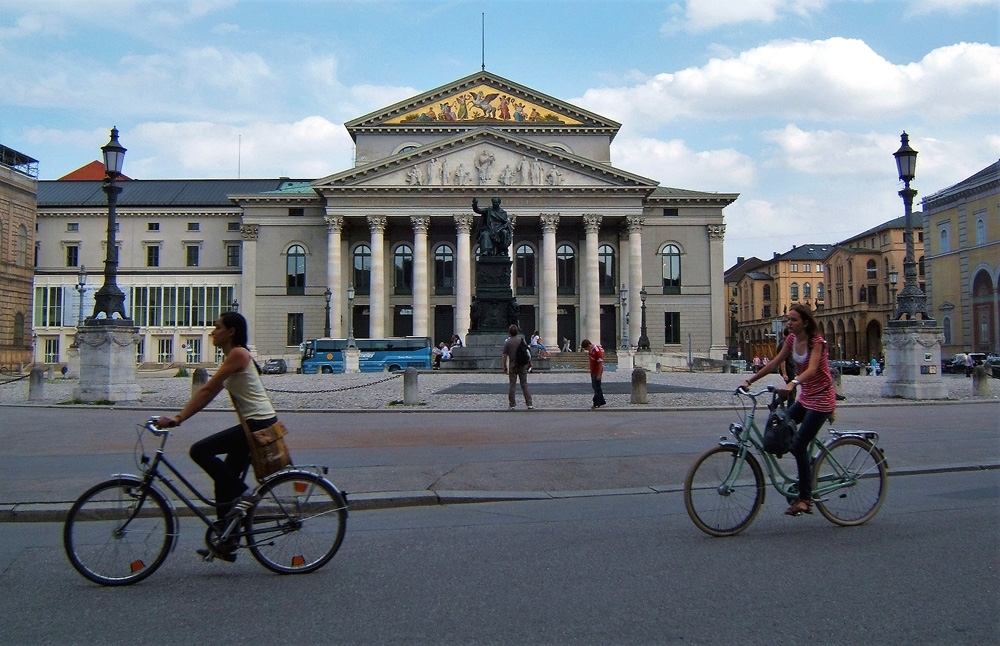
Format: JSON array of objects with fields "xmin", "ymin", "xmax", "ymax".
[{"xmin": 1, "ymin": 0, "xmax": 997, "ymax": 267}]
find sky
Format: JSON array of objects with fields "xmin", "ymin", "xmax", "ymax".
[{"xmin": 1, "ymin": 0, "xmax": 998, "ymax": 268}]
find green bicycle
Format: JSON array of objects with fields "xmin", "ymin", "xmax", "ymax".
[{"xmin": 684, "ymin": 385, "xmax": 888, "ymax": 537}]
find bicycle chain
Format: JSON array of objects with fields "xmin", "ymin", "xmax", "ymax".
[{"xmin": 265, "ymin": 372, "xmax": 402, "ymax": 394}]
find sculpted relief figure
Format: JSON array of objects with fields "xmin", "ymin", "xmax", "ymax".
[
  {"xmin": 472, "ymin": 197, "xmax": 513, "ymax": 257},
  {"xmin": 546, "ymin": 164, "xmax": 563, "ymax": 186},
  {"xmin": 475, "ymin": 147, "xmax": 495, "ymax": 184},
  {"xmin": 499, "ymin": 164, "xmax": 515, "ymax": 186},
  {"xmin": 406, "ymin": 165, "xmax": 422, "ymax": 186}
]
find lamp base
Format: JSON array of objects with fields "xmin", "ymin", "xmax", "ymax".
[
  {"xmin": 880, "ymin": 323, "xmax": 949, "ymax": 400},
  {"xmin": 73, "ymin": 326, "xmax": 141, "ymax": 403}
]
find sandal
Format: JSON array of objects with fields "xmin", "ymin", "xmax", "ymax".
[{"xmin": 784, "ymin": 499, "xmax": 813, "ymax": 516}]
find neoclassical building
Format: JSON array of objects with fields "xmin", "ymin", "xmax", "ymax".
[
  {"xmin": 0, "ymin": 144, "xmax": 37, "ymax": 370},
  {"xmin": 33, "ymin": 72, "xmax": 738, "ymax": 369}
]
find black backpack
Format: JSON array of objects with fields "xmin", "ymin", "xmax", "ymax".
[
  {"xmin": 762, "ymin": 403, "xmax": 796, "ymax": 457},
  {"xmin": 515, "ymin": 338, "xmax": 531, "ymax": 367}
]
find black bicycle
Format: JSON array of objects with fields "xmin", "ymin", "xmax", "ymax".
[{"xmin": 64, "ymin": 418, "xmax": 348, "ymax": 586}]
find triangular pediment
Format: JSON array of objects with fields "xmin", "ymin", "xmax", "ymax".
[
  {"xmin": 313, "ymin": 129, "xmax": 656, "ymax": 191},
  {"xmin": 345, "ymin": 71, "xmax": 619, "ymax": 135}
]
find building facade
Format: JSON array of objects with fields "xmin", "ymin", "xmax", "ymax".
[
  {"xmin": 922, "ymin": 160, "xmax": 1000, "ymax": 355},
  {"xmin": 0, "ymin": 145, "xmax": 37, "ymax": 370},
  {"xmin": 32, "ymin": 72, "xmax": 739, "ymax": 369}
]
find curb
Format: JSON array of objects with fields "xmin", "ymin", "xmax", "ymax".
[{"xmin": 6, "ymin": 461, "xmax": 998, "ymax": 524}]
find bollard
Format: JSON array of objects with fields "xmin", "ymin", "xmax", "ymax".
[
  {"xmin": 403, "ymin": 367, "xmax": 419, "ymax": 405},
  {"xmin": 831, "ymin": 367, "xmax": 843, "ymax": 399},
  {"xmin": 191, "ymin": 367, "xmax": 209, "ymax": 396},
  {"xmin": 630, "ymin": 366, "xmax": 648, "ymax": 404},
  {"xmin": 28, "ymin": 366, "xmax": 46, "ymax": 401},
  {"xmin": 972, "ymin": 365, "xmax": 989, "ymax": 398}
]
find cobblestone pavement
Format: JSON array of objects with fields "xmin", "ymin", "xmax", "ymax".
[{"xmin": 1, "ymin": 368, "xmax": 996, "ymax": 411}]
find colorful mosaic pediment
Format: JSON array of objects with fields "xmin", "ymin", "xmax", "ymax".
[{"xmin": 386, "ymin": 85, "xmax": 582, "ymax": 126}]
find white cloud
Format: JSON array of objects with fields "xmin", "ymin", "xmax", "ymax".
[
  {"xmin": 763, "ymin": 126, "xmax": 898, "ymax": 176},
  {"xmin": 612, "ymin": 136, "xmax": 756, "ymax": 191},
  {"xmin": 664, "ymin": 0, "xmax": 829, "ymax": 32},
  {"xmin": 576, "ymin": 38, "xmax": 1000, "ymax": 128},
  {"xmin": 909, "ymin": 0, "xmax": 997, "ymax": 15}
]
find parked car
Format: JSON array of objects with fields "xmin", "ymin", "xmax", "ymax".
[
  {"xmin": 944, "ymin": 352, "xmax": 986, "ymax": 374},
  {"xmin": 261, "ymin": 358, "xmax": 288, "ymax": 374},
  {"xmin": 829, "ymin": 359, "xmax": 862, "ymax": 376},
  {"xmin": 985, "ymin": 354, "xmax": 1000, "ymax": 379}
]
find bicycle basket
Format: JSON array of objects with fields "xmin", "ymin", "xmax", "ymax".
[{"xmin": 762, "ymin": 404, "xmax": 796, "ymax": 457}]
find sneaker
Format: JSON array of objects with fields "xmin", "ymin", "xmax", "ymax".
[
  {"xmin": 527, "ymin": 405, "xmax": 534, "ymax": 410},
  {"xmin": 509, "ymin": 406, "xmax": 516, "ymax": 410},
  {"xmin": 223, "ymin": 493, "xmax": 260, "ymax": 521}
]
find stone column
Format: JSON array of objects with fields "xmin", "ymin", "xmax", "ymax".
[
  {"xmin": 540, "ymin": 213, "xmax": 560, "ymax": 347},
  {"xmin": 367, "ymin": 216, "xmax": 387, "ymax": 338},
  {"xmin": 240, "ymin": 224, "xmax": 259, "ymax": 349},
  {"xmin": 454, "ymin": 214, "xmax": 474, "ymax": 340},
  {"xmin": 583, "ymin": 214, "xmax": 602, "ymax": 346},
  {"xmin": 707, "ymin": 223, "xmax": 728, "ymax": 359},
  {"xmin": 627, "ymin": 216, "xmax": 645, "ymax": 347},
  {"xmin": 411, "ymin": 216, "xmax": 430, "ymax": 338},
  {"xmin": 325, "ymin": 215, "xmax": 344, "ymax": 338}
]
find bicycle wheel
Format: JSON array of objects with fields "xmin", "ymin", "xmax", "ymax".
[
  {"xmin": 247, "ymin": 471, "xmax": 347, "ymax": 574},
  {"xmin": 63, "ymin": 477, "xmax": 176, "ymax": 586},
  {"xmin": 684, "ymin": 445, "xmax": 765, "ymax": 537},
  {"xmin": 812, "ymin": 437, "xmax": 888, "ymax": 526}
]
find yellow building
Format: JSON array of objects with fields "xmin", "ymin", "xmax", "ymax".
[
  {"xmin": 922, "ymin": 160, "xmax": 1000, "ymax": 354},
  {"xmin": 0, "ymin": 144, "xmax": 37, "ymax": 371}
]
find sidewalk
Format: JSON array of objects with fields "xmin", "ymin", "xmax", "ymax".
[{"xmin": 1, "ymin": 370, "xmax": 997, "ymax": 522}]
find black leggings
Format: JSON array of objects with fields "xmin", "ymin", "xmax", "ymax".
[
  {"xmin": 787, "ymin": 402, "xmax": 831, "ymax": 502},
  {"xmin": 189, "ymin": 416, "xmax": 277, "ymax": 519}
]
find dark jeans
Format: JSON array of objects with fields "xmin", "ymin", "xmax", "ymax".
[
  {"xmin": 190, "ymin": 416, "xmax": 276, "ymax": 519},
  {"xmin": 786, "ymin": 402, "xmax": 831, "ymax": 502},
  {"xmin": 591, "ymin": 375, "xmax": 606, "ymax": 407}
]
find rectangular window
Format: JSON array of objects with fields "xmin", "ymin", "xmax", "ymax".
[
  {"xmin": 148, "ymin": 223, "xmax": 160, "ymax": 231},
  {"xmin": 182, "ymin": 338, "xmax": 202, "ymax": 363},
  {"xmin": 186, "ymin": 245, "xmax": 200, "ymax": 267},
  {"xmin": 287, "ymin": 313, "xmax": 304, "ymax": 346},
  {"xmin": 67, "ymin": 222, "xmax": 79, "ymax": 232},
  {"xmin": 135, "ymin": 338, "xmax": 145, "ymax": 364},
  {"xmin": 44, "ymin": 338, "xmax": 60, "ymax": 364},
  {"xmin": 663, "ymin": 208, "xmax": 679, "ymax": 217},
  {"xmin": 66, "ymin": 245, "xmax": 79, "ymax": 267},
  {"xmin": 187, "ymin": 222, "xmax": 200, "ymax": 231},
  {"xmin": 157, "ymin": 338, "xmax": 173, "ymax": 363},
  {"xmin": 288, "ymin": 208, "xmax": 304, "ymax": 217},
  {"xmin": 816, "ymin": 264, "xmax": 824, "ymax": 272},
  {"xmin": 763, "ymin": 305, "xmax": 771, "ymax": 318},
  {"xmin": 664, "ymin": 312, "xmax": 681, "ymax": 344},
  {"xmin": 33, "ymin": 286, "xmax": 64, "ymax": 327},
  {"xmin": 226, "ymin": 244, "xmax": 241, "ymax": 267},
  {"xmin": 227, "ymin": 222, "xmax": 241, "ymax": 232},
  {"xmin": 147, "ymin": 245, "xmax": 160, "ymax": 267},
  {"xmin": 790, "ymin": 264, "xmax": 798, "ymax": 272},
  {"xmin": 803, "ymin": 263, "xmax": 811, "ymax": 272}
]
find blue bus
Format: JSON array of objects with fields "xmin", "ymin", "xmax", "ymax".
[{"xmin": 300, "ymin": 337, "xmax": 433, "ymax": 374}]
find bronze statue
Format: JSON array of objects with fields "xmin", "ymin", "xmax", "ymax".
[{"xmin": 472, "ymin": 197, "xmax": 513, "ymax": 256}]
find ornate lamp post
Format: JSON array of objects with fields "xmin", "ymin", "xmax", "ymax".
[
  {"xmin": 87, "ymin": 127, "xmax": 131, "ymax": 325},
  {"xmin": 324, "ymin": 287, "xmax": 332, "ymax": 337},
  {"xmin": 346, "ymin": 283, "xmax": 356, "ymax": 348},
  {"xmin": 637, "ymin": 288, "xmax": 650, "ymax": 351},
  {"xmin": 888, "ymin": 265, "xmax": 899, "ymax": 317},
  {"xmin": 76, "ymin": 265, "xmax": 87, "ymax": 327},
  {"xmin": 892, "ymin": 132, "xmax": 930, "ymax": 321},
  {"xmin": 619, "ymin": 284, "xmax": 629, "ymax": 349},
  {"xmin": 728, "ymin": 299, "xmax": 739, "ymax": 359}
]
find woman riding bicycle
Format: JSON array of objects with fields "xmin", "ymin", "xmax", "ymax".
[
  {"xmin": 742, "ymin": 304, "xmax": 836, "ymax": 516},
  {"xmin": 157, "ymin": 312, "xmax": 278, "ymax": 534}
]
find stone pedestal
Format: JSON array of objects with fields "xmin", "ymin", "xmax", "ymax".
[
  {"xmin": 73, "ymin": 325, "xmax": 141, "ymax": 403},
  {"xmin": 343, "ymin": 346, "xmax": 360, "ymax": 374},
  {"xmin": 65, "ymin": 345, "xmax": 81, "ymax": 379},
  {"xmin": 881, "ymin": 321, "xmax": 949, "ymax": 400}
]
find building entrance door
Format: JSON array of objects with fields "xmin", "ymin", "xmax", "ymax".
[{"xmin": 557, "ymin": 305, "xmax": 576, "ymax": 351}]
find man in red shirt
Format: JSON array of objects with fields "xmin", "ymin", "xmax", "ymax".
[{"xmin": 580, "ymin": 339, "xmax": 606, "ymax": 409}]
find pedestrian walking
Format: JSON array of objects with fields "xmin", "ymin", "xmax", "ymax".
[
  {"xmin": 502, "ymin": 324, "xmax": 533, "ymax": 410},
  {"xmin": 580, "ymin": 339, "xmax": 606, "ymax": 409}
]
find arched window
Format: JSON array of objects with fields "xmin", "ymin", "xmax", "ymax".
[
  {"xmin": 918, "ymin": 256, "xmax": 925, "ymax": 277},
  {"xmin": 762, "ymin": 285, "xmax": 771, "ymax": 301},
  {"xmin": 16, "ymin": 224, "xmax": 28, "ymax": 266},
  {"xmin": 942, "ymin": 316, "xmax": 952, "ymax": 345},
  {"xmin": 286, "ymin": 244, "xmax": 306, "ymax": 295},
  {"xmin": 394, "ymin": 244, "xmax": 413, "ymax": 295},
  {"xmin": 976, "ymin": 217, "xmax": 986, "ymax": 245},
  {"xmin": 804, "ymin": 282, "xmax": 811, "ymax": 299},
  {"xmin": 661, "ymin": 243, "xmax": 681, "ymax": 294},
  {"xmin": 866, "ymin": 259, "xmax": 877, "ymax": 280},
  {"xmin": 940, "ymin": 228, "xmax": 950, "ymax": 253},
  {"xmin": 598, "ymin": 244, "xmax": 616, "ymax": 295},
  {"xmin": 434, "ymin": 244, "xmax": 454, "ymax": 295},
  {"xmin": 516, "ymin": 244, "xmax": 535, "ymax": 295},
  {"xmin": 353, "ymin": 244, "xmax": 371, "ymax": 295},
  {"xmin": 817, "ymin": 282, "xmax": 825, "ymax": 301},
  {"xmin": 790, "ymin": 282, "xmax": 799, "ymax": 301},
  {"xmin": 557, "ymin": 244, "xmax": 576, "ymax": 295}
]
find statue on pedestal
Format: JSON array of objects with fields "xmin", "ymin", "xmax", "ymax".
[{"xmin": 472, "ymin": 197, "xmax": 513, "ymax": 257}]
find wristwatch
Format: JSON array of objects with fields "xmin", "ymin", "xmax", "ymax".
[{"xmin": 791, "ymin": 379, "xmax": 800, "ymax": 386}]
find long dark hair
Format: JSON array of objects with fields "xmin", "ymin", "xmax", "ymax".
[
  {"xmin": 220, "ymin": 311, "xmax": 260, "ymax": 373},
  {"xmin": 789, "ymin": 304, "xmax": 819, "ymax": 339}
]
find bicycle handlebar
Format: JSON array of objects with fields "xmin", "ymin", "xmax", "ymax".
[
  {"xmin": 144, "ymin": 418, "xmax": 171, "ymax": 437},
  {"xmin": 734, "ymin": 384, "xmax": 777, "ymax": 398}
]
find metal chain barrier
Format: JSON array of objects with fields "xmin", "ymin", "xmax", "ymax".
[
  {"xmin": 265, "ymin": 372, "xmax": 402, "ymax": 395},
  {"xmin": 0, "ymin": 373, "xmax": 30, "ymax": 386}
]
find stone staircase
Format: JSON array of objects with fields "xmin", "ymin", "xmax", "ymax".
[{"xmin": 545, "ymin": 350, "xmax": 617, "ymax": 371}]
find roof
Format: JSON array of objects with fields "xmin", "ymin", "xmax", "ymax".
[
  {"xmin": 922, "ymin": 159, "xmax": 1000, "ymax": 210},
  {"xmin": 745, "ymin": 271, "xmax": 774, "ymax": 281},
  {"xmin": 37, "ymin": 179, "xmax": 302, "ymax": 207},
  {"xmin": 774, "ymin": 244, "xmax": 834, "ymax": 262},
  {"xmin": 58, "ymin": 161, "xmax": 132, "ymax": 181},
  {"xmin": 725, "ymin": 256, "xmax": 766, "ymax": 283},
  {"xmin": 648, "ymin": 186, "xmax": 740, "ymax": 205}
]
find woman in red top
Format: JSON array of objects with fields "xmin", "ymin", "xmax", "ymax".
[{"xmin": 742, "ymin": 304, "xmax": 837, "ymax": 516}]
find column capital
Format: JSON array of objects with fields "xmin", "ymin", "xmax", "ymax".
[
  {"xmin": 454, "ymin": 213, "xmax": 474, "ymax": 233},
  {"xmin": 367, "ymin": 215, "xmax": 387, "ymax": 233},
  {"xmin": 627, "ymin": 216, "xmax": 645, "ymax": 233},
  {"xmin": 410, "ymin": 215, "xmax": 431, "ymax": 233},
  {"xmin": 540, "ymin": 213, "xmax": 560, "ymax": 232},
  {"xmin": 240, "ymin": 224, "xmax": 259, "ymax": 241},
  {"xmin": 583, "ymin": 213, "xmax": 603, "ymax": 232},
  {"xmin": 707, "ymin": 224, "xmax": 726, "ymax": 240},
  {"xmin": 324, "ymin": 215, "xmax": 344, "ymax": 233}
]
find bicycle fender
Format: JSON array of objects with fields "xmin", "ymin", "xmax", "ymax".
[{"xmin": 254, "ymin": 467, "xmax": 350, "ymax": 513}]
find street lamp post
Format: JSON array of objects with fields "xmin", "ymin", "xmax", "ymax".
[
  {"xmin": 324, "ymin": 287, "xmax": 332, "ymax": 337},
  {"xmin": 87, "ymin": 127, "xmax": 131, "ymax": 325},
  {"xmin": 76, "ymin": 265, "xmax": 87, "ymax": 328},
  {"xmin": 728, "ymin": 300, "xmax": 739, "ymax": 359},
  {"xmin": 619, "ymin": 285, "xmax": 629, "ymax": 349},
  {"xmin": 346, "ymin": 283, "xmax": 356, "ymax": 348},
  {"xmin": 892, "ymin": 132, "xmax": 930, "ymax": 321},
  {"xmin": 888, "ymin": 265, "xmax": 899, "ymax": 318},
  {"xmin": 637, "ymin": 288, "xmax": 650, "ymax": 351}
]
